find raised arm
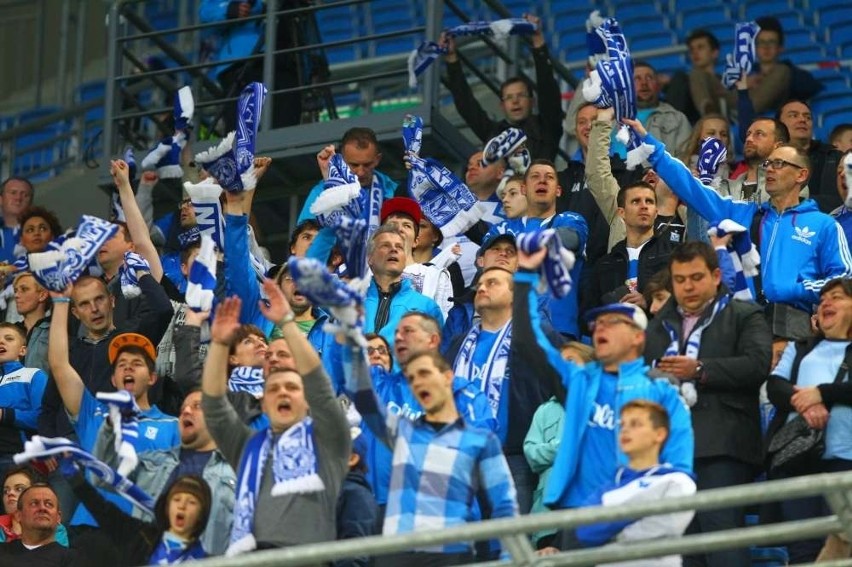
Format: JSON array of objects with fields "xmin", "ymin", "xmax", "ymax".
[
  {"xmin": 441, "ymin": 32, "xmax": 497, "ymax": 142},
  {"xmin": 585, "ymin": 108, "xmax": 621, "ymax": 227},
  {"xmin": 223, "ymin": 191, "xmax": 267, "ymax": 330},
  {"xmin": 47, "ymin": 287, "xmax": 85, "ymax": 418},
  {"xmin": 111, "ymin": 159, "xmax": 163, "ymax": 282}
]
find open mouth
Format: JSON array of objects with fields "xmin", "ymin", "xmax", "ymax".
[
  {"xmin": 416, "ymin": 389, "xmax": 431, "ymax": 404},
  {"xmin": 122, "ymin": 376, "xmax": 136, "ymax": 389},
  {"xmin": 277, "ymin": 400, "xmax": 292, "ymax": 413}
]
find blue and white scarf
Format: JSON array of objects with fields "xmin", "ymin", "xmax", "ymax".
[
  {"xmin": 406, "ymin": 153, "xmax": 483, "ymax": 238},
  {"xmin": 183, "ymin": 179, "xmax": 225, "ymax": 251},
  {"xmin": 407, "ymin": 18, "xmax": 536, "ymax": 87},
  {"xmin": 96, "ymin": 390, "xmax": 140, "ymax": 477},
  {"xmin": 707, "ymin": 220, "xmax": 760, "ymax": 301},
  {"xmin": 235, "ymin": 82, "xmax": 266, "ymax": 173},
  {"xmin": 15, "ymin": 436, "xmax": 155, "ymax": 514},
  {"xmin": 402, "ymin": 113, "xmax": 423, "ymax": 157},
  {"xmin": 142, "ymin": 85, "xmax": 194, "ymax": 179},
  {"xmin": 117, "ymin": 251, "xmax": 150, "ymax": 299},
  {"xmin": 582, "ymin": 18, "xmax": 651, "ymax": 170},
  {"xmin": 481, "ymin": 127, "xmax": 531, "ymax": 195},
  {"xmin": 228, "ymin": 366, "xmax": 265, "ymax": 398},
  {"xmin": 28, "ymin": 215, "xmax": 117, "ymax": 292},
  {"xmin": 177, "ymin": 225, "xmax": 201, "ymax": 249},
  {"xmin": 288, "ymin": 256, "xmax": 367, "ymax": 345},
  {"xmin": 453, "ymin": 321, "xmax": 512, "ymax": 433},
  {"xmin": 195, "ymin": 132, "xmax": 255, "ymax": 193},
  {"xmin": 227, "ymin": 419, "xmax": 324, "ymax": 556},
  {"xmin": 186, "ymin": 234, "xmax": 217, "ymax": 312},
  {"xmin": 659, "ymin": 294, "xmax": 731, "ymax": 407},
  {"xmin": 722, "ymin": 22, "xmax": 760, "ymax": 89},
  {"xmin": 149, "ymin": 533, "xmax": 207, "ymax": 564},
  {"xmin": 585, "ymin": 10, "xmax": 607, "ymax": 66},
  {"xmin": 331, "ymin": 215, "xmax": 369, "ymax": 279},
  {"xmin": 516, "ymin": 229, "xmax": 576, "ymax": 298},
  {"xmin": 696, "ymin": 137, "xmax": 728, "ymax": 187},
  {"xmin": 173, "ymin": 85, "xmax": 195, "ymax": 132},
  {"xmin": 407, "ymin": 41, "xmax": 447, "ymax": 88},
  {"xmin": 311, "ymin": 154, "xmax": 364, "ymax": 227}
]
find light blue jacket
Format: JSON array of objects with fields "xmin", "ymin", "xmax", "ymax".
[
  {"xmin": 520, "ymin": 274, "xmax": 693, "ymax": 509},
  {"xmin": 364, "ymin": 278, "xmax": 444, "ymax": 351},
  {"xmin": 644, "ymin": 132, "xmax": 852, "ymax": 311}
]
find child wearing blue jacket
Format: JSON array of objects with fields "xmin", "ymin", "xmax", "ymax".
[
  {"xmin": 0, "ymin": 322, "xmax": 47, "ymax": 478},
  {"xmin": 577, "ymin": 400, "xmax": 696, "ymax": 567}
]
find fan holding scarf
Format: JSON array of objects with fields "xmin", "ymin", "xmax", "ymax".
[{"xmin": 200, "ymin": 279, "xmax": 350, "ymax": 556}]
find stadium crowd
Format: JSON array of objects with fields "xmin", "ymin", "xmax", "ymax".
[{"xmin": 1, "ymin": 4, "xmax": 852, "ymax": 567}]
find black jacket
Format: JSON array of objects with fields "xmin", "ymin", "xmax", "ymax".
[
  {"xmin": 590, "ymin": 230, "xmax": 677, "ymax": 308},
  {"xmin": 644, "ymin": 291, "xmax": 772, "ymax": 467},
  {"xmin": 806, "ymin": 140, "xmax": 843, "ymax": 212},
  {"xmin": 446, "ymin": 270, "xmax": 565, "ymax": 455},
  {"xmin": 445, "ymin": 44, "xmax": 563, "ymax": 161}
]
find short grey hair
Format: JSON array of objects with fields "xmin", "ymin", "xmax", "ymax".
[{"xmin": 367, "ymin": 225, "xmax": 404, "ymax": 257}]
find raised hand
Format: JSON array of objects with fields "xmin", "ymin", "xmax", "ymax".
[
  {"xmin": 517, "ymin": 246, "xmax": 548, "ymax": 271},
  {"xmin": 316, "ymin": 144, "xmax": 335, "ymax": 180},
  {"xmin": 254, "ymin": 156, "xmax": 272, "ymax": 181},
  {"xmin": 210, "ymin": 296, "xmax": 242, "ymax": 345},
  {"xmin": 111, "ymin": 159, "xmax": 130, "ymax": 187},
  {"xmin": 259, "ymin": 278, "xmax": 293, "ymax": 325}
]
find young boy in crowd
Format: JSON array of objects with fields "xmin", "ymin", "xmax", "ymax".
[{"xmin": 576, "ymin": 400, "xmax": 696, "ymax": 566}]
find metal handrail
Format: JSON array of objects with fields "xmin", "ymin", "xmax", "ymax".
[{"xmin": 183, "ymin": 471, "xmax": 852, "ymax": 566}]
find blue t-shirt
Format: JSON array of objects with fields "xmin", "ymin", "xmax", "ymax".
[
  {"xmin": 774, "ymin": 340, "xmax": 852, "ymax": 460},
  {"xmin": 71, "ymin": 390, "xmax": 180, "ymax": 526},
  {"xmin": 574, "ymin": 372, "xmax": 618, "ymax": 502},
  {"xmin": 469, "ymin": 330, "xmax": 499, "ymax": 390}
]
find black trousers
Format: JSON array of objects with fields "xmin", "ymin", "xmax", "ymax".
[{"xmin": 683, "ymin": 456, "xmax": 755, "ymax": 567}]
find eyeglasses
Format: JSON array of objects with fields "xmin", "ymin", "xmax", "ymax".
[
  {"xmin": 367, "ymin": 346, "xmax": 388, "ymax": 356},
  {"xmin": 501, "ymin": 93, "xmax": 531, "ymax": 103},
  {"xmin": 179, "ymin": 199, "xmax": 192, "ymax": 209},
  {"xmin": 761, "ymin": 159, "xmax": 804, "ymax": 171},
  {"xmin": 589, "ymin": 315, "xmax": 638, "ymax": 332}
]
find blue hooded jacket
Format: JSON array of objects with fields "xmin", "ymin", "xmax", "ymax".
[{"xmin": 644, "ymin": 132, "xmax": 852, "ymax": 312}]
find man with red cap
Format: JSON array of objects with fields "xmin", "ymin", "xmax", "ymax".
[{"xmin": 380, "ymin": 197, "xmax": 456, "ymax": 318}]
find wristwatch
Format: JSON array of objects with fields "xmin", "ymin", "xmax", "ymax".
[
  {"xmin": 694, "ymin": 361, "xmax": 706, "ymax": 383},
  {"xmin": 279, "ymin": 312, "xmax": 296, "ymax": 327}
]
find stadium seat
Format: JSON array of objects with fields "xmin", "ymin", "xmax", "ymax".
[
  {"xmin": 820, "ymin": 107, "xmax": 852, "ymax": 140},
  {"xmin": 741, "ymin": 0, "xmax": 794, "ymax": 20},
  {"xmin": 811, "ymin": 67, "xmax": 851, "ymax": 92},
  {"xmin": 629, "ymin": 31, "xmax": 676, "ymax": 53},
  {"xmin": 74, "ymin": 80, "xmax": 106, "ymax": 160},
  {"xmin": 783, "ymin": 29, "xmax": 816, "ymax": 49},
  {"xmin": 783, "ymin": 44, "xmax": 827, "ymax": 65},
  {"xmin": 817, "ymin": 4, "xmax": 852, "ymax": 27},
  {"xmin": 14, "ymin": 106, "xmax": 69, "ymax": 182},
  {"xmin": 807, "ymin": 0, "xmax": 848, "ymax": 8},
  {"xmin": 676, "ymin": 6, "xmax": 731, "ymax": 35}
]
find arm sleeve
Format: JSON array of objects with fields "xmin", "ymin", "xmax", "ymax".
[
  {"xmin": 297, "ymin": 181, "xmax": 325, "ymax": 224},
  {"xmin": 801, "ymin": 223, "xmax": 852, "ymax": 304},
  {"xmin": 445, "ymin": 60, "xmax": 497, "ymax": 142},
  {"xmin": 304, "ymin": 227, "xmax": 336, "ymax": 266},
  {"xmin": 532, "ymin": 44, "xmax": 563, "ymax": 156},
  {"xmin": 737, "ymin": 89, "xmax": 755, "ymax": 145},
  {"xmin": 646, "ymin": 133, "xmax": 754, "ymax": 229},
  {"xmin": 173, "ymin": 325, "xmax": 204, "ymax": 394},
  {"xmin": 14, "ymin": 370, "xmax": 47, "ymax": 430},
  {"xmin": 479, "ymin": 433, "xmax": 519, "ymax": 519},
  {"xmin": 201, "ymin": 393, "xmax": 253, "ymax": 470},
  {"xmin": 575, "ymin": 485, "xmax": 631, "ymax": 546},
  {"xmin": 767, "ymin": 341, "xmax": 797, "ymax": 412},
  {"xmin": 585, "ymin": 119, "xmax": 622, "ymax": 227},
  {"xmin": 303, "ymin": 365, "xmax": 351, "ymax": 460},
  {"xmin": 658, "ymin": 385, "xmax": 695, "ymax": 473},
  {"xmin": 345, "ymin": 344, "xmax": 396, "ymax": 448},
  {"xmin": 523, "ymin": 405, "xmax": 563, "ymax": 473},
  {"xmin": 131, "ymin": 274, "xmax": 174, "ymax": 346},
  {"xmin": 224, "ymin": 214, "xmax": 264, "ymax": 326},
  {"xmin": 68, "ymin": 471, "xmax": 150, "ymax": 543},
  {"xmin": 615, "ymin": 475, "xmax": 697, "ymax": 542}
]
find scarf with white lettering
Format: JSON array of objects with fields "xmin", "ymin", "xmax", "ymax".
[
  {"xmin": 722, "ymin": 22, "xmax": 760, "ymax": 88},
  {"xmin": 228, "ymin": 366, "xmax": 265, "ymax": 398},
  {"xmin": 227, "ymin": 420, "xmax": 324, "ymax": 556},
  {"xmin": 406, "ymin": 153, "xmax": 483, "ymax": 238},
  {"xmin": 311, "ymin": 154, "xmax": 383, "ymax": 240},
  {"xmin": 481, "ymin": 127, "xmax": 531, "ymax": 195},
  {"xmin": 15, "ymin": 436, "xmax": 155, "ymax": 514},
  {"xmin": 453, "ymin": 321, "xmax": 512, "ymax": 440},
  {"xmin": 183, "ymin": 178, "xmax": 225, "ymax": 251},
  {"xmin": 288, "ymin": 256, "xmax": 367, "ymax": 346},
  {"xmin": 186, "ymin": 234, "xmax": 217, "ymax": 312},
  {"xmin": 149, "ymin": 533, "xmax": 207, "ymax": 564},
  {"xmin": 96, "ymin": 390, "xmax": 141, "ymax": 477},
  {"xmin": 516, "ymin": 229, "xmax": 576, "ymax": 298},
  {"xmin": 407, "ymin": 19, "xmax": 536, "ymax": 87},
  {"xmin": 659, "ymin": 294, "xmax": 731, "ymax": 407},
  {"xmin": 28, "ymin": 215, "xmax": 117, "ymax": 291}
]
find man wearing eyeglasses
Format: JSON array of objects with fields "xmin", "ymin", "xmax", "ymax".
[
  {"xmin": 625, "ymin": 118, "xmax": 852, "ymax": 342},
  {"xmin": 439, "ymin": 14, "xmax": 563, "ymax": 161},
  {"xmin": 514, "ymin": 245, "xmax": 693, "ymax": 545}
]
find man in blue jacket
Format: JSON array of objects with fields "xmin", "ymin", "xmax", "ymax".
[
  {"xmin": 624, "ymin": 118, "xmax": 852, "ymax": 342},
  {"xmin": 516, "ymin": 246, "xmax": 693, "ymax": 548}
]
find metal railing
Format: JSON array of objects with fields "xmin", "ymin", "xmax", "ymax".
[{"xmin": 185, "ymin": 471, "xmax": 852, "ymax": 566}]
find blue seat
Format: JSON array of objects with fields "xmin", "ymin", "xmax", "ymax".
[
  {"xmin": 824, "ymin": 18, "xmax": 852, "ymax": 43},
  {"xmin": 741, "ymin": 0, "xmax": 793, "ymax": 20},
  {"xmin": 630, "ymin": 31, "xmax": 676, "ymax": 53},
  {"xmin": 812, "ymin": 67, "xmax": 851, "ymax": 92},
  {"xmin": 13, "ymin": 106, "xmax": 69, "ymax": 181},
  {"xmin": 74, "ymin": 80, "xmax": 106, "ymax": 160},
  {"xmin": 621, "ymin": 14, "xmax": 670, "ymax": 36},
  {"xmin": 818, "ymin": 4, "xmax": 852, "ymax": 26},
  {"xmin": 647, "ymin": 52, "xmax": 688, "ymax": 76},
  {"xmin": 811, "ymin": 92, "xmax": 850, "ymax": 120},
  {"xmin": 372, "ymin": 36, "xmax": 417, "ymax": 57},
  {"xmin": 676, "ymin": 6, "xmax": 731, "ymax": 34},
  {"xmin": 612, "ymin": 4, "xmax": 661, "ymax": 23},
  {"xmin": 807, "ymin": 0, "xmax": 848, "ymax": 8},
  {"xmin": 784, "ymin": 29, "xmax": 816, "ymax": 49},
  {"xmin": 783, "ymin": 44, "xmax": 827, "ymax": 65},
  {"xmin": 820, "ymin": 107, "xmax": 852, "ymax": 140}
]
